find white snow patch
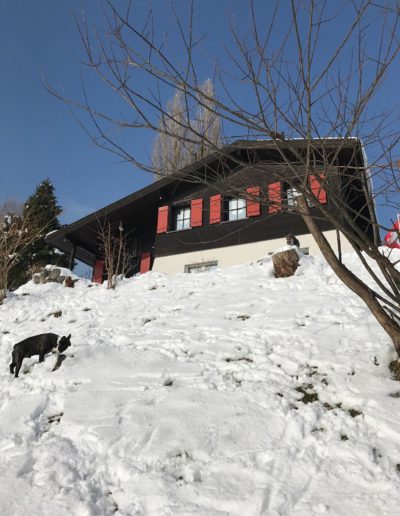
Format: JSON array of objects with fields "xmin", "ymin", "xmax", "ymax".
[{"xmin": 1, "ymin": 251, "xmax": 400, "ymax": 515}]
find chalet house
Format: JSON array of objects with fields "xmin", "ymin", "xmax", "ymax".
[{"xmin": 46, "ymin": 138, "xmax": 375, "ymax": 281}]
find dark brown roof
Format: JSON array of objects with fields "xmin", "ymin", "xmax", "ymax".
[{"xmin": 46, "ymin": 137, "xmax": 362, "ymax": 264}]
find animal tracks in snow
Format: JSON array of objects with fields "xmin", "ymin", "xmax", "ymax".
[{"xmin": 1, "ymin": 254, "xmax": 400, "ymax": 514}]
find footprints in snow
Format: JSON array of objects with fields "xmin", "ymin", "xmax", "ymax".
[{"xmin": 162, "ymin": 450, "xmax": 202, "ymax": 485}]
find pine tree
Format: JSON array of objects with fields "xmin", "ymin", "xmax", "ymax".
[
  {"xmin": 23, "ymin": 179, "xmax": 69, "ymax": 269},
  {"xmin": 7, "ymin": 180, "xmax": 69, "ymax": 289}
]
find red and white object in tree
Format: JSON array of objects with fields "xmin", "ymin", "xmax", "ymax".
[{"xmin": 384, "ymin": 216, "xmax": 400, "ymax": 248}]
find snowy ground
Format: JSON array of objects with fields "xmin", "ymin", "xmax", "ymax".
[{"xmin": 1, "ymin": 252, "xmax": 400, "ymax": 515}]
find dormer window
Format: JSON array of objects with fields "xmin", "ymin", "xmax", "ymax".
[
  {"xmin": 286, "ymin": 186, "xmax": 301, "ymax": 208},
  {"xmin": 224, "ymin": 197, "xmax": 246, "ymax": 221},
  {"xmin": 285, "ymin": 184, "xmax": 314, "ymax": 208},
  {"xmin": 174, "ymin": 206, "xmax": 191, "ymax": 230}
]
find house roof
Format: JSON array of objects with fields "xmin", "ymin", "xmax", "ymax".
[{"xmin": 46, "ymin": 137, "xmax": 363, "ymax": 264}]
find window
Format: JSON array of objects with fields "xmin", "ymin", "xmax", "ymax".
[
  {"xmin": 224, "ymin": 197, "xmax": 246, "ymax": 221},
  {"xmin": 174, "ymin": 206, "xmax": 191, "ymax": 230},
  {"xmin": 285, "ymin": 185, "xmax": 313, "ymax": 208},
  {"xmin": 286, "ymin": 186, "xmax": 301, "ymax": 208},
  {"xmin": 268, "ymin": 247, "xmax": 309, "ymax": 256},
  {"xmin": 185, "ymin": 261, "xmax": 218, "ymax": 273}
]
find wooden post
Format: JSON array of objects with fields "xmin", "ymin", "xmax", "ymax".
[
  {"xmin": 68, "ymin": 244, "xmax": 76, "ymax": 271},
  {"xmin": 272, "ymin": 249, "xmax": 299, "ymax": 278},
  {"xmin": 336, "ymin": 229, "xmax": 342, "ymax": 263}
]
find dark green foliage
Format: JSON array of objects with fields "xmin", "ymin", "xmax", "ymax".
[
  {"xmin": 23, "ymin": 179, "xmax": 67, "ymax": 266},
  {"xmin": 8, "ymin": 179, "xmax": 69, "ymax": 290},
  {"xmin": 7, "ymin": 259, "xmax": 29, "ymax": 291},
  {"xmin": 24, "ymin": 179, "xmax": 61, "ymax": 229}
]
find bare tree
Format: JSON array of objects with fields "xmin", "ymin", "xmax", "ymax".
[
  {"xmin": 97, "ymin": 218, "xmax": 140, "ymax": 289},
  {"xmin": 151, "ymin": 90, "xmax": 191, "ymax": 178},
  {"xmin": 0, "ymin": 199, "xmax": 23, "ymax": 220},
  {"xmin": 192, "ymin": 78, "xmax": 222, "ymax": 161},
  {"xmin": 48, "ymin": 1, "xmax": 400, "ymax": 353},
  {"xmin": 0, "ymin": 209, "xmax": 48, "ymax": 304},
  {"xmin": 151, "ymin": 80, "xmax": 222, "ymax": 178}
]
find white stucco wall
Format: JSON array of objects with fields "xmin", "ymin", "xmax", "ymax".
[{"xmin": 152, "ymin": 230, "xmax": 352, "ymax": 275}]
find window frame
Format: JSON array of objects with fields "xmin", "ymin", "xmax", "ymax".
[
  {"xmin": 286, "ymin": 186, "xmax": 302, "ymax": 208},
  {"xmin": 284, "ymin": 184, "xmax": 313, "ymax": 209},
  {"xmin": 185, "ymin": 261, "xmax": 218, "ymax": 273},
  {"xmin": 223, "ymin": 196, "xmax": 247, "ymax": 222},
  {"xmin": 173, "ymin": 205, "xmax": 191, "ymax": 231}
]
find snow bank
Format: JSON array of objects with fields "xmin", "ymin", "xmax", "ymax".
[{"xmin": 1, "ymin": 252, "xmax": 400, "ymax": 515}]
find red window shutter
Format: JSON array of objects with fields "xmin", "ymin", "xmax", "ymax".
[
  {"xmin": 191, "ymin": 198, "xmax": 203, "ymax": 227},
  {"xmin": 268, "ymin": 182, "xmax": 282, "ymax": 214},
  {"xmin": 140, "ymin": 252, "xmax": 152, "ymax": 274},
  {"xmin": 310, "ymin": 174, "xmax": 327, "ymax": 204},
  {"xmin": 246, "ymin": 186, "xmax": 260, "ymax": 217},
  {"xmin": 209, "ymin": 194, "xmax": 222, "ymax": 224},
  {"xmin": 92, "ymin": 260, "xmax": 104, "ymax": 284},
  {"xmin": 156, "ymin": 205, "xmax": 169, "ymax": 234}
]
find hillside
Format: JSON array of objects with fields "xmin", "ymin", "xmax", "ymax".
[{"xmin": 1, "ymin": 253, "xmax": 400, "ymax": 516}]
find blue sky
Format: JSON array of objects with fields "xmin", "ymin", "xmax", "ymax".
[
  {"xmin": 0, "ymin": 0, "xmax": 238, "ymax": 224},
  {"xmin": 1, "ymin": 0, "xmax": 398, "ymax": 235},
  {"xmin": 0, "ymin": 0, "xmax": 152, "ymax": 223}
]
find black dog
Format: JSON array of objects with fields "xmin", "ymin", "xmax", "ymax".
[{"xmin": 9, "ymin": 333, "xmax": 71, "ymax": 378}]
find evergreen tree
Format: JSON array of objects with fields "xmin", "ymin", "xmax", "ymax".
[
  {"xmin": 7, "ymin": 180, "xmax": 69, "ymax": 289},
  {"xmin": 23, "ymin": 179, "xmax": 69, "ymax": 269}
]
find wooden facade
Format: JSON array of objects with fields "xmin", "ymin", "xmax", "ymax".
[{"xmin": 46, "ymin": 138, "xmax": 375, "ymax": 278}]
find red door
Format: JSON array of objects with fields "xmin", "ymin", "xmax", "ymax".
[
  {"xmin": 140, "ymin": 252, "xmax": 152, "ymax": 273},
  {"xmin": 92, "ymin": 260, "xmax": 104, "ymax": 283}
]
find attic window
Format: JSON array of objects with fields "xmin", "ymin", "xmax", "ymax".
[
  {"xmin": 223, "ymin": 197, "xmax": 246, "ymax": 221},
  {"xmin": 284, "ymin": 185, "xmax": 313, "ymax": 208},
  {"xmin": 174, "ymin": 206, "xmax": 191, "ymax": 230},
  {"xmin": 286, "ymin": 186, "xmax": 301, "ymax": 207}
]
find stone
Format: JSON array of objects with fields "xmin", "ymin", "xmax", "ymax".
[{"xmin": 272, "ymin": 249, "xmax": 299, "ymax": 278}]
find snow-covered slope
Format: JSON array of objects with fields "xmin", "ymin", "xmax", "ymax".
[{"xmin": 1, "ymin": 253, "xmax": 400, "ymax": 516}]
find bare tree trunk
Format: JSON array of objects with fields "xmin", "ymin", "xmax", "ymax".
[
  {"xmin": 0, "ymin": 269, "xmax": 8, "ymax": 304},
  {"xmin": 97, "ymin": 218, "xmax": 139, "ymax": 288},
  {"xmin": 0, "ymin": 208, "xmax": 50, "ymax": 303},
  {"xmin": 297, "ymin": 197, "xmax": 400, "ymax": 354}
]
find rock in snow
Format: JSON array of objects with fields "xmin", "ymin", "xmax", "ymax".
[{"xmin": 1, "ymin": 252, "xmax": 400, "ymax": 515}]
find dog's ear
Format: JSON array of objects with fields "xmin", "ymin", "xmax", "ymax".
[{"xmin": 67, "ymin": 334, "xmax": 71, "ymax": 340}]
